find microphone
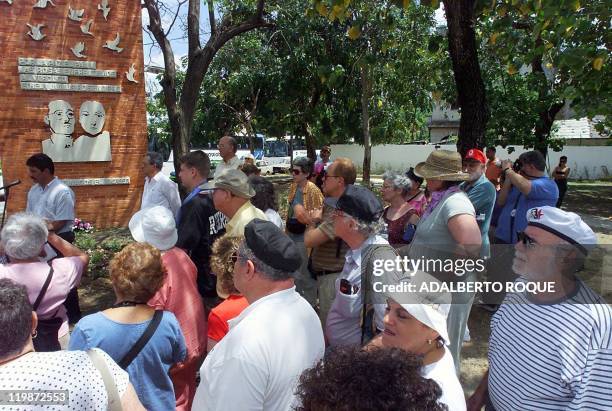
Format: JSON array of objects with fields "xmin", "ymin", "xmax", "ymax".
[{"xmin": 0, "ymin": 180, "xmax": 21, "ymax": 191}]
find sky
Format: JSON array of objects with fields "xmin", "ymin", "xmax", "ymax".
[{"xmin": 142, "ymin": 3, "xmax": 446, "ymax": 95}]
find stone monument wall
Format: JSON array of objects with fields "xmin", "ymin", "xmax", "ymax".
[{"xmin": 0, "ymin": 0, "xmax": 147, "ymax": 227}]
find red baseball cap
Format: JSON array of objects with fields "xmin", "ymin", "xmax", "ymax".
[{"xmin": 464, "ymin": 148, "xmax": 486, "ymax": 164}]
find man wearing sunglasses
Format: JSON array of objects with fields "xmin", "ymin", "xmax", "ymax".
[{"xmin": 469, "ymin": 206, "xmax": 611, "ymax": 411}]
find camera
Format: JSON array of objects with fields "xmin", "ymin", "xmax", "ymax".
[{"xmin": 512, "ymin": 159, "xmax": 522, "ymax": 172}]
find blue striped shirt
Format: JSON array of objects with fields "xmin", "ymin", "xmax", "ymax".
[{"xmin": 488, "ymin": 279, "xmax": 612, "ymax": 410}]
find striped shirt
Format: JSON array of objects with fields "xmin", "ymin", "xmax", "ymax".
[{"xmin": 488, "ymin": 279, "xmax": 612, "ymax": 410}]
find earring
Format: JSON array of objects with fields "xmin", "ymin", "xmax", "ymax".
[
  {"xmin": 427, "ymin": 339, "xmax": 433, "ymax": 345},
  {"xmin": 32, "ymin": 330, "xmax": 38, "ymax": 339}
]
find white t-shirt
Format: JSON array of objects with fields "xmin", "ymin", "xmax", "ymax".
[
  {"xmin": 0, "ymin": 349, "xmax": 129, "ymax": 410},
  {"xmin": 422, "ymin": 348, "xmax": 467, "ymax": 411},
  {"xmin": 213, "ymin": 156, "xmax": 241, "ymax": 179},
  {"xmin": 141, "ymin": 171, "xmax": 182, "ymax": 216},
  {"xmin": 193, "ymin": 287, "xmax": 325, "ymax": 410},
  {"xmin": 26, "ymin": 177, "xmax": 75, "ymax": 234},
  {"xmin": 264, "ymin": 208, "xmax": 283, "ymax": 229}
]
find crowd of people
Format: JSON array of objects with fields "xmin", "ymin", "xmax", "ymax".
[{"xmin": 0, "ymin": 138, "xmax": 609, "ymax": 411}]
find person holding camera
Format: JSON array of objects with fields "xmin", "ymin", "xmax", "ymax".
[
  {"xmin": 494, "ymin": 151, "xmax": 558, "ymax": 245},
  {"xmin": 485, "ymin": 151, "xmax": 558, "ymax": 310}
]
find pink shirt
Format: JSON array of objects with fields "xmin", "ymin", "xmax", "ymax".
[
  {"xmin": 0, "ymin": 257, "xmax": 84, "ymax": 337},
  {"xmin": 148, "ymin": 247, "xmax": 207, "ymax": 362}
]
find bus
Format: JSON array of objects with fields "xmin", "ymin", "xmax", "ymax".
[
  {"xmin": 262, "ymin": 136, "xmax": 319, "ymax": 165},
  {"xmin": 161, "ymin": 134, "xmax": 265, "ymax": 178}
]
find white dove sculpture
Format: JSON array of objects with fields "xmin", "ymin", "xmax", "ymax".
[
  {"xmin": 26, "ymin": 23, "xmax": 46, "ymax": 41},
  {"xmin": 80, "ymin": 19, "xmax": 94, "ymax": 36},
  {"xmin": 98, "ymin": 0, "xmax": 110, "ymax": 21},
  {"xmin": 125, "ymin": 64, "xmax": 138, "ymax": 83},
  {"xmin": 103, "ymin": 33, "xmax": 123, "ymax": 53},
  {"xmin": 1, "ymin": 0, "xmax": 14, "ymax": 5},
  {"xmin": 33, "ymin": 0, "xmax": 55, "ymax": 8},
  {"xmin": 71, "ymin": 42, "xmax": 86, "ymax": 58},
  {"xmin": 68, "ymin": 6, "xmax": 85, "ymax": 22}
]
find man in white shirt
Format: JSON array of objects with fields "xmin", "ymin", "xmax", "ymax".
[
  {"xmin": 25, "ymin": 153, "xmax": 80, "ymax": 322},
  {"xmin": 140, "ymin": 152, "xmax": 181, "ymax": 216},
  {"xmin": 193, "ymin": 219, "xmax": 324, "ymax": 410},
  {"xmin": 324, "ymin": 184, "xmax": 404, "ymax": 347},
  {"xmin": 213, "ymin": 135, "xmax": 241, "ymax": 179}
]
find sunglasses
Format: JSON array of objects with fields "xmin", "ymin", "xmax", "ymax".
[
  {"xmin": 292, "ymin": 169, "xmax": 302, "ymax": 175},
  {"xmin": 517, "ymin": 231, "xmax": 536, "ymax": 248}
]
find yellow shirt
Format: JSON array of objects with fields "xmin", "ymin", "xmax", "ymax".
[{"xmin": 225, "ymin": 201, "xmax": 267, "ymax": 237}]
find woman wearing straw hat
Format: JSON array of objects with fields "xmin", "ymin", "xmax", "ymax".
[{"xmin": 407, "ymin": 149, "xmax": 482, "ymax": 375}]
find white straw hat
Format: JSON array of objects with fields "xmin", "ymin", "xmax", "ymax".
[{"xmin": 129, "ymin": 206, "xmax": 178, "ymax": 251}]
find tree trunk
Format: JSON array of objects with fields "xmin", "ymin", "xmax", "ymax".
[
  {"xmin": 143, "ymin": 0, "xmax": 271, "ymax": 178},
  {"xmin": 304, "ymin": 87, "xmax": 322, "ymax": 161},
  {"xmin": 443, "ymin": 0, "xmax": 489, "ymax": 155},
  {"xmin": 531, "ymin": 38, "xmax": 564, "ymax": 158},
  {"xmin": 361, "ymin": 64, "xmax": 372, "ymax": 187}
]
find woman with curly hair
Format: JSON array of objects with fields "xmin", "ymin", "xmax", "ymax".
[
  {"xmin": 69, "ymin": 243, "xmax": 186, "ymax": 411},
  {"xmin": 295, "ymin": 346, "xmax": 446, "ymax": 411},
  {"xmin": 207, "ymin": 236, "xmax": 248, "ymax": 352}
]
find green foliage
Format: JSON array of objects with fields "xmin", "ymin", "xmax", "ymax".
[
  {"xmin": 75, "ymin": 231, "xmax": 97, "ymax": 251},
  {"xmin": 477, "ymin": 0, "xmax": 611, "ymax": 148}
]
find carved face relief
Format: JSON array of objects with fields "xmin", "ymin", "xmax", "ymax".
[
  {"xmin": 45, "ymin": 100, "xmax": 75, "ymax": 135},
  {"xmin": 79, "ymin": 100, "xmax": 106, "ymax": 135}
]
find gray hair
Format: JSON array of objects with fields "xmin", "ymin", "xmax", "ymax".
[
  {"xmin": 0, "ymin": 279, "xmax": 33, "ymax": 358},
  {"xmin": 0, "ymin": 213, "xmax": 48, "ymax": 260},
  {"xmin": 237, "ymin": 241, "xmax": 297, "ymax": 282},
  {"xmin": 146, "ymin": 152, "xmax": 164, "ymax": 170},
  {"xmin": 383, "ymin": 170, "xmax": 413, "ymax": 195},
  {"xmin": 354, "ymin": 216, "xmax": 385, "ymax": 238}
]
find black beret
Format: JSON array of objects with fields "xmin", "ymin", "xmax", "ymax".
[
  {"xmin": 244, "ymin": 219, "xmax": 302, "ymax": 272},
  {"xmin": 324, "ymin": 184, "xmax": 383, "ymax": 223}
]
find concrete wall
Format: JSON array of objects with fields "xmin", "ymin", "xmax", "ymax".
[{"xmin": 330, "ymin": 144, "xmax": 612, "ymax": 180}]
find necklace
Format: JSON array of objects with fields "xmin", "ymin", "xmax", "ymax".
[
  {"xmin": 0, "ymin": 350, "xmax": 33, "ymax": 366},
  {"xmin": 111, "ymin": 301, "xmax": 146, "ymax": 309}
]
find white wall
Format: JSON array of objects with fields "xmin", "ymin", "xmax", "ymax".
[{"xmin": 330, "ymin": 144, "xmax": 612, "ymax": 180}]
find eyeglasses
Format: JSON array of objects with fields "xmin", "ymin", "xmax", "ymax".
[
  {"xmin": 517, "ymin": 231, "xmax": 536, "ymax": 248},
  {"xmin": 292, "ymin": 169, "xmax": 302, "ymax": 175}
]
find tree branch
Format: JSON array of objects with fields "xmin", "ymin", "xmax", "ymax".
[
  {"xmin": 207, "ymin": 0, "xmax": 216, "ymax": 36},
  {"xmin": 187, "ymin": 0, "xmax": 201, "ymax": 56}
]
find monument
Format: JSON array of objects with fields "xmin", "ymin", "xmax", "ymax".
[{"xmin": 0, "ymin": 0, "xmax": 147, "ymax": 227}]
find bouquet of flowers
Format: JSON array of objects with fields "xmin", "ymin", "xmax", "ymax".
[{"xmin": 74, "ymin": 218, "xmax": 94, "ymax": 233}]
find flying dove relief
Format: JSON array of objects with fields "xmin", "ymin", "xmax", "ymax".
[
  {"xmin": 71, "ymin": 42, "xmax": 86, "ymax": 58},
  {"xmin": 68, "ymin": 6, "xmax": 85, "ymax": 22},
  {"xmin": 33, "ymin": 0, "xmax": 55, "ymax": 8},
  {"xmin": 103, "ymin": 33, "xmax": 123, "ymax": 53},
  {"xmin": 81, "ymin": 19, "xmax": 94, "ymax": 36},
  {"xmin": 26, "ymin": 23, "xmax": 46, "ymax": 41},
  {"xmin": 126, "ymin": 64, "xmax": 138, "ymax": 83},
  {"xmin": 98, "ymin": 0, "xmax": 110, "ymax": 21}
]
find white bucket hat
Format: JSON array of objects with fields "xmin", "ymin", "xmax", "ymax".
[
  {"xmin": 387, "ymin": 270, "xmax": 451, "ymax": 345},
  {"xmin": 129, "ymin": 206, "xmax": 178, "ymax": 251}
]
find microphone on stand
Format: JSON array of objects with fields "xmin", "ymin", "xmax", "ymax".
[{"xmin": 0, "ymin": 180, "xmax": 21, "ymax": 191}]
